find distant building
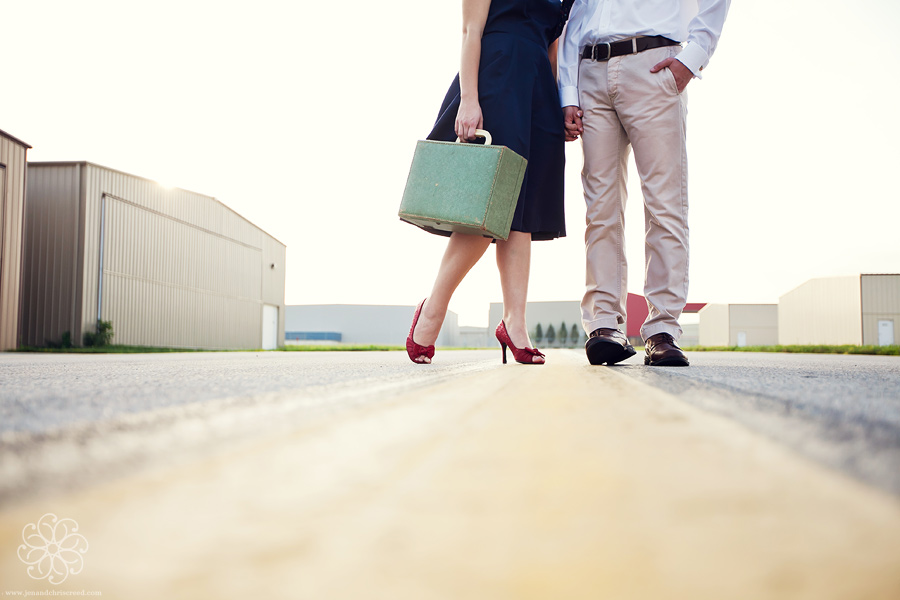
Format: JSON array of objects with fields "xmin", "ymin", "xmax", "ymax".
[
  {"xmin": 0, "ymin": 129, "xmax": 30, "ymax": 351},
  {"xmin": 458, "ymin": 325, "xmax": 491, "ymax": 348},
  {"xmin": 489, "ymin": 300, "xmax": 583, "ymax": 347},
  {"xmin": 698, "ymin": 304, "xmax": 778, "ymax": 347},
  {"xmin": 285, "ymin": 296, "xmax": 709, "ymax": 350},
  {"xmin": 778, "ymin": 274, "xmax": 899, "ymax": 346},
  {"xmin": 20, "ymin": 162, "xmax": 285, "ymax": 350},
  {"xmin": 285, "ymin": 305, "xmax": 461, "ymax": 347},
  {"xmin": 489, "ymin": 295, "xmax": 705, "ymax": 347}
]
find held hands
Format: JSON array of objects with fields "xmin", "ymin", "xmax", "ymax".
[
  {"xmin": 455, "ymin": 98, "xmax": 484, "ymax": 142},
  {"xmin": 650, "ymin": 57, "xmax": 693, "ymax": 93},
  {"xmin": 564, "ymin": 106, "xmax": 583, "ymax": 142}
]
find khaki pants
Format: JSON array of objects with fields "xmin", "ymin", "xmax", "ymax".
[{"xmin": 578, "ymin": 45, "xmax": 689, "ymax": 341}]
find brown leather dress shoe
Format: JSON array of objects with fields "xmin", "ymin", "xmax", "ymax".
[
  {"xmin": 644, "ymin": 333, "xmax": 689, "ymax": 366},
  {"xmin": 585, "ymin": 328, "xmax": 636, "ymax": 365}
]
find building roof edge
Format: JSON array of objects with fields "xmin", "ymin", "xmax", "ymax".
[{"xmin": 0, "ymin": 128, "xmax": 32, "ymax": 149}]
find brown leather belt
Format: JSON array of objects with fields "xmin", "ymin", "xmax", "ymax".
[{"xmin": 581, "ymin": 35, "xmax": 680, "ymax": 61}]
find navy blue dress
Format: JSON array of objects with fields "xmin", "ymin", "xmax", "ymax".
[{"xmin": 428, "ymin": 0, "xmax": 571, "ymax": 241}]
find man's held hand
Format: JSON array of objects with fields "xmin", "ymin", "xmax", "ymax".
[{"xmin": 564, "ymin": 106, "xmax": 584, "ymax": 142}]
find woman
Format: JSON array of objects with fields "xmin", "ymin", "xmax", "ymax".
[{"xmin": 407, "ymin": 0, "xmax": 573, "ymax": 365}]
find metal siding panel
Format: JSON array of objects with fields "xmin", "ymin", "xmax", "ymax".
[
  {"xmin": 778, "ymin": 276, "xmax": 862, "ymax": 345},
  {"xmin": 861, "ymin": 275, "xmax": 900, "ymax": 345},
  {"xmin": 262, "ymin": 237, "xmax": 287, "ymax": 347},
  {"xmin": 81, "ymin": 164, "xmax": 101, "ymax": 337},
  {"xmin": 100, "ymin": 193, "xmax": 262, "ymax": 349},
  {"xmin": 0, "ymin": 136, "xmax": 29, "ymax": 349},
  {"xmin": 19, "ymin": 164, "xmax": 80, "ymax": 347},
  {"xmin": 698, "ymin": 304, "xmax": 730, "ymax": 346},
  {"xmin": 729, "ymin": 304, "xmax": 778, "ymax": 346},
  {"xmin": 0, "ymin": 162, "xmax": 7, "ymax": 348},
  {"xmin": 1, "ymin": 154, "xmax": 11, "ymax": 347}
]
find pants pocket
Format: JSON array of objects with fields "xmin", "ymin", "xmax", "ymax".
[{"xmin": 662, "ymin": 65, "xmax": 680, "ymax": 95}]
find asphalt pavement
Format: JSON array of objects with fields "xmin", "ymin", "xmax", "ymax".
[
  {"xmin": 2, "ymin": 349, "xmax": 897, "ymax": 498},
  {"xmin": 0, "ymin": 350, "xmax": 499, "ymax": 501},
  {"xmin": 1, "ymin": 349, "xmax": 899, "ymax": 599},
  {"xmin": 615, "ymin": 350, "xmax": 900, "ymax": 495}
]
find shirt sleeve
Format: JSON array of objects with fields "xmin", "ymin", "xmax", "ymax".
[
  {"xmin": 558, "ymin": 19, "xmax": 581, "ymax": 107},
  {"xmin": 677, "ymin": 0, "xmax": 731, "ymax": 77}
]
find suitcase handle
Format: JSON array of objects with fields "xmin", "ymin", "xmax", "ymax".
[{"xmin": 455, "ymin": 129, "xmax": 492, "ymax": 146}]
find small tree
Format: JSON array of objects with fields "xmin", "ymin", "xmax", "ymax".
[
  {"xmin": 570, "ymin": 324, "xmax": 580, "ymax": 346},
  {"xmin": 546, "ymin": 324, "xmax": 556, "ymax": 346},
  {"xmin": 534, "ymin": 323, "xmax": 543, "ymax": 344},
  {"xmin": 559, "ymin": 321, "xmax": 568, "ymax": 346}
]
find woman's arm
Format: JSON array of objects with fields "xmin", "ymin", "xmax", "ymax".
[
  {"xmin": 548, "ymin": 38, "xmax": 559, "ymax": 80},
  {"xmin": 456, "ymin": 0, "xmax": 491, "ymax": 141}
]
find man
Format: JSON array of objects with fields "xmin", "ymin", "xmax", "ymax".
[{"xmin": 559, "ymin": 0, "xmax": 730, "ymax": 366}]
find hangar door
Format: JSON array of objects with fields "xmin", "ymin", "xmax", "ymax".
[{"xmin": 99, "ymin": 194, "xmax": 264, "ymax": 349}]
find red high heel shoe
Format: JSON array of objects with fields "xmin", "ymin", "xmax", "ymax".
[
  {"xmin": 406, "ymin": 299, "xmax": 435, "ymax": 364},
  {"xmin": 495, "ymin": 321, "xmax": 545, "ymax": 365}
]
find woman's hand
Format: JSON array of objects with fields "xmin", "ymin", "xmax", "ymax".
[{"xmin": 455, "ymin": 98, "xmax": 484, "ymax": 142}]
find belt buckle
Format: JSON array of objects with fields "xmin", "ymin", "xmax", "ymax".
[{"xmin": 593, "ymin": 42, "xmax": 612, "ymax": 61}]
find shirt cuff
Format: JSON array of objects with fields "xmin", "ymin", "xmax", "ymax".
[
  {"xmin": 675, "ymin": 42, "xmax": 710, "ymax": 78},
  {"xmin": 560, "ymin": 85, "xmax": 579, "ymax": 108}
]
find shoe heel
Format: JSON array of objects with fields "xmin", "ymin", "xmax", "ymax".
[{"xmin": 500, "ymin": 342, "xmax": 508, "ymax": 364}]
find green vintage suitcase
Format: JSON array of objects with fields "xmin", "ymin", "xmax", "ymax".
[{"xmin": 398, "ymin": 130, "xmax": 527, "ymax": 241}]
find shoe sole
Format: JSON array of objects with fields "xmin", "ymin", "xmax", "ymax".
[
  {"xmin": 585, "ymin": 338, "xmax": 637, "ymax": 366},
  {"xmin": 644, "ymin": 356, "xmax": 690, "ymax": 367}
]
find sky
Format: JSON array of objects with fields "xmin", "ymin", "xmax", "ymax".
[{"xmin": 3, "ymin": 0, "xmax": 899, "ymax": 327}]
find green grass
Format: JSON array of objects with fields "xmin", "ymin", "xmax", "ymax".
[
  {"xmin": 13, "ymin": 344, "xmax": 484, "ymax": 354},
  {"xmin": 15, "ymin": 345, "xmax": 214, "ymax": 353},
  {"xmin": 279, "ymin": 344, "xmax": 406, "ymax": 352},
  {"xmin": 682, "ymin": 344, "xmax": 900, "ymax": 356},
  {"xmin": 279, "ymin": 345, "xmax": 487, "ymax": 352}
]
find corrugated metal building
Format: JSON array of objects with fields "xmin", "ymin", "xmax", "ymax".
[
  {"xmin": 698, "ymin": 303, "xmax": 778, "ymax": 347},
  {"xmin": 0, "ymin": 129, "xmax": 31, "ymax": 351},
  {"xmin": 20, "ymin": 162, "xmax": 285, "ymax": 350},
  {"xmin": 778, "ymin": 274, "xmax": 900, "ymax": 346}
]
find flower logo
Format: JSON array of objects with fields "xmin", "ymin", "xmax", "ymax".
[{"xmin": 17, "ymin": 513, "xmax": 89, "ymax": 585}]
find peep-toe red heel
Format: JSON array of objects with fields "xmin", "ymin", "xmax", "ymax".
[
  {"xmin": 495, "ymin": 321, "xmax": 545, "ymax": 365},
  {"xmin": 406, "ymin": 299, "xmax": 435, "ymax": 364}
]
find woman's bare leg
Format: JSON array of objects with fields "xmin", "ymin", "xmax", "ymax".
[
  {"xmin": 496, "ymin": 231, "xmax": 543, "ymax": 363},
  {"xmin": 413, "ymin": 232, "xmax": 493, "ymax": 353}
]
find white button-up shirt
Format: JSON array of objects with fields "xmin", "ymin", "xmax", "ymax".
[{"xmin": 559, "ymin": 0, "xmax": 731, "ymax": 107}]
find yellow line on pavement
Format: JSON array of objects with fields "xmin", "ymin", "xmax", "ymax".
[{"xmin": 1, "ymin": 350, "xmax": 898, "ymax": 599}]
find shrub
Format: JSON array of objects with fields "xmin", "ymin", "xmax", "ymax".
[{"xmin": 83, "ymin": 320, "xmax": 114, "ymax": 347}]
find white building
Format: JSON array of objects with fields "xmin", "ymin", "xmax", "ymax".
[
  {"xmin": 488, "ymin": 301, "xmax": 584, "ymax": 347},
  {"xmin": 778, "ymin": 274, "xmax": 899, "ymax": 346},
  {"xmin": 699, "ymin": 304, "xmax": 778, "ymax": 347},
  {"xmin": 488, "ymin": 299, "xmax": 700, "ymax": 347},
  {"xmin": 285, "ymin": 305, "xmax": 461, "ymax": 347}
]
